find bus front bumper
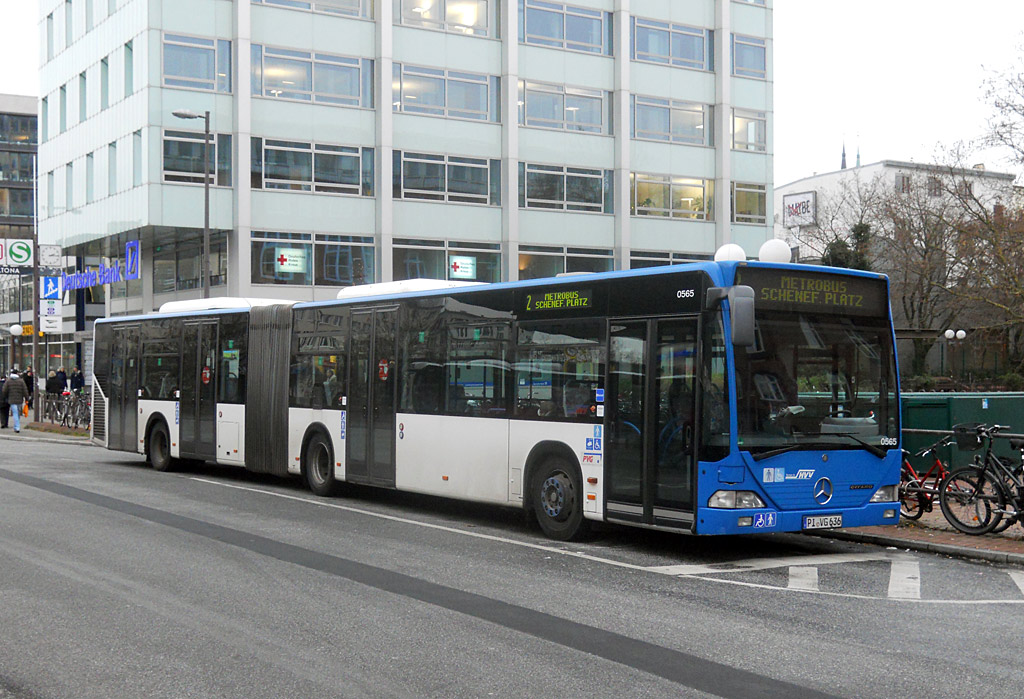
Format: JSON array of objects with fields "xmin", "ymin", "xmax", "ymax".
[{"xmin": 695, "ymin": 502, "xmax": 900, "ymax": 536}]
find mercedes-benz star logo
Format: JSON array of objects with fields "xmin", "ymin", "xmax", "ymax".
[{"xmin": 813, "ymin": 477, "xmax": 834, "ymax": 505}]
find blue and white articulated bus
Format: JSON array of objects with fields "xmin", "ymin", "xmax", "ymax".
[{"xmin": 92, "ymin": 256, "xmax": 901, "ymax": 540}]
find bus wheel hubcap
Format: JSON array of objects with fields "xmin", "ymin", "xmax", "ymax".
[{"xmin": 542, "ymin": 474, "xmax": 570, "ymax": 520}]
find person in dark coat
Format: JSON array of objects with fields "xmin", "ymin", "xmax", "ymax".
[
  {"xmin": 56, "ymin": 366, "xmax": 68, "ymax": 392},
  {"xmin": 22, "ymin": 367, "xmax": 35, "ymax": 410},
  {"xmin": 2, "ymin": 370, "xmax": 29, "ymax": 433},
  {"xmin": 0, "ymin": 374, "xmax": 8, "ymax": 429},
  {"xmin": 46, "ymin": 370, "xmax": 62, "ymax": 395},
  {"xmin": 70, "ymin": 366, "xmax": 85, "ymax": 392}
]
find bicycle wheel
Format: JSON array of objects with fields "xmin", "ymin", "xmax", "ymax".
[
  {"xmin": 899, "ymin": 467, "xmax": 925, "ymax": 520},
  {"xmin": 939, "ymin": 468, "xmax": 1005, "ymax": 535}
]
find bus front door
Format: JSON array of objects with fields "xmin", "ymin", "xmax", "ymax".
[
  {"xmin": 347, "ymin": 308, "xmax": 397, "ymax": 487},
  {"xmin": 179, "ymin": 320, "xmax": 218, "ymax": 460},
  {"xmin": 606, "ymin": 317, "xmax": 698, "ymax": 529},
  {"xmin": 108, "ymin": 325, "xmax": 140, "ymax": 452}
]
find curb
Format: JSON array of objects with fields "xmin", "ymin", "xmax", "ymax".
[
  {"xmin": 810, "ymin": 529, "xmax": 1024, "ymax": 567},
  {"xmin": 0, "ymin": 431, "xmax": 94, "ymax": 446}
]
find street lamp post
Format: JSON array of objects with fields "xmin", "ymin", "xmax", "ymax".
[
  {"xmin": 944, "ymin": 329, "xmax": 968, "ymax": 387},
  {"xmin": 171, "ymin": 109, "xmax": 211, "ymax": 299}
]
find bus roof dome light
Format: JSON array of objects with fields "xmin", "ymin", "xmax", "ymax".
[
  {"xmin": 758, "ymin": 238, "xmax": 792, "ymax": 264},
  {"xmin": 714, "ymin": 244, "xmax": 747, "ymax": 262}
]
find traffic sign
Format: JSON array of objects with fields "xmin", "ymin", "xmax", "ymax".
[
  {"xmin": 41, "ymin": 277, "xmax": 61, "ymax": 300},
  {"xmin": 40, "ymin": 316, "xmax": 61, "ymax": 333}
]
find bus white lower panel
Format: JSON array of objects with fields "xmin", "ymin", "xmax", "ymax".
[
  {"xmin": 395, "ymin": 414, "xmax": 509, "ymax": 505},
  {"xmin": 137, "ymin": 400, "xmax": 179, "ymax": 458},
  {"xmin": 287, "ymin": 408, "xmax": 346, "ymax": 478},
  {"xmin": 508, "ymin": 421, "xmax": 604, "ymax": 517},
  {"xmin": 216, "ymin": 403, "xmax": 245, "ymax": 466}
]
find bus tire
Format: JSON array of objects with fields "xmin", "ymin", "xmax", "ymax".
[
  {"xmin": 148, "ymin": 421, "xmax": 175, "ymax": 472},
  {"xmin": 304, "ymin": 431, "xmax": 336, "ymax": 497},
  {"xmin": 532, "ymin": 456, "xmax": 589, "ymax": 541}
]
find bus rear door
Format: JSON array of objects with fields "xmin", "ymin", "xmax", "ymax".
[
  {"xmin": 605, "ymin": 317, "xmax": 698, "ymax": 530},
  {"xmin": 108, "ymin": 324, "xmax": 140, "ymax": 452},
  {"xmin": 347, "ymin": 307, "xmax": 397, "ymax": 486},
  {"xmin": 180, "ymin": 320, "xmax": 218, "ymax": 460}
]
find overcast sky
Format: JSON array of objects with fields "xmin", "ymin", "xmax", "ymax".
[{"xmin": 1, "ymin": 1, "xmax": 1022, "ymax": 185}]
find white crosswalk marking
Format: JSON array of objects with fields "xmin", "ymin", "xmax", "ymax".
[
  {"xmin": 788, "ymin": 566, "xmax": 819, "ymax": 591},
  {"xmin": 1009, "ymin": 571, "xmax": 1024, "ymax": 597},
  {"xmin": 888, "ymin": 560, "xmax": 921, "ymax": 599}
]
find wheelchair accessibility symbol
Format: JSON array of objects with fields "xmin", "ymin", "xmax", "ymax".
[{"xmin": 753, "ymin": 513, "xmax": 777, "ymax": 529}]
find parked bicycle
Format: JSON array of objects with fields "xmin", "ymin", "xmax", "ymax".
[
  {"xmin": 899, "ymin": 434, "xmax": 955, "ymax": 520},
  {"xmin": 938, "ymin": 423, "xmax": 1024, "ymax": 535}
]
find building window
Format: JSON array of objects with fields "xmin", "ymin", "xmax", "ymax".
[
  {"xmin": 100, "ymin": 57, "xmax": 109, "ymax": 109},
  {"xmin": 108, "ymin": 141, "xmax": 117, "ymax": 194},
  {"xmin": 65, "ymin": 1, "xmax": 73, "ymax": 46},
  {"xmin": 251, "ymin": 44, "xmax": 374, "ymax": 107},
  {"xmin": 153, "ymin": 236, "xmax": 228, "ymax": 292},
  {"xmin": 0, "ymin": 189, "xmax": 33, "ymax": 218},
  {"xmin": 519, "ymin": 0, "xmax": 612, "ymax": 55},
  {"xmin": 632, "ymin": 95, "xmax": 712, "ymax": 145},
  {"xmin": 250, "ymin": 137, "xmax": 374, "ymax": 196},
  {"xmin": 393, "ymin": 150, "xmax": 500, "ymax": 206},
  {"xmin": 732, "ymin": 34, "xmax": 766, "ymax": 79},
  {"xmin": 132, "ymin": 130, "xmax": 142, "ymax": 186},
  {"xmin": 927, "ymin": 176, "xmax": 941, "ymax": 197},
  {"xmin": 632, "ymin": 18, "xmax": 712, "ymax": 70},
  {"xmin": 397, "ymin": 0, "xmax": 494, "ymax": 37},
  {"xmin": 251, "ymin": 231, "xmax": 375, "ymax": 287},
  {"xmin": 518, "ymin": 80, "xmax": 611, "ymax": 134},
  {"xmin": 393, "ymin": 63, "xmax": 499, "ymax": 122},
  {"xmin": 79, "ymin": 72, "xmax": 87, "ymax": 121},
  {"xmin": 732, "ymin": 108, "xmax": 766, "ymax": 151},
  {"xmin": 163, "ymin": 34, "xmax": 232, "ymax": 93},
  {"xmin": 631, "ymin": 173, "xmax": 713, "ymax": 220},
  {"xmin": 86, "ymin": 0, "xmax": 93, "ymax": 30},
  {"xmin": 732, "ymin": 182, "xmax": 766, "ymax": 224},
  {"xmin": 47, "ymin": 13, "xmax": 54, "ymax": 60},
  {"xmin": 630, "ymin": 251, "xmax": 711, "ymax": 268},
  {"xmin": 392, "ymin": 238, "xmax": 501, "ymax": 282},
  {"xmin": 518, "ymin": 163, "xmax": 612, "ymax": 213},
  {"xmin": 162, "ymin": 130, "xmax": 233, "ymax": 186},
  {"xmin": 59, "ymin": 85, "xmax": 67, "ymax": 133},
  {"xmin": 518, "ymin": 245, "xmax": 612, "ymax": 280},
  {"xmin": 66, "ymin": 163, "xmax": 74, "ymax": 210},
  {"xmin": 252, "ymin": 0, "xmax": 373, "ymax": 19},
  {"xmin": 124, "ymin": 41, "xmax": 134, "ymax": 97},
  {"xmin": 0, "ymin": 152, "xmax": 34, "ymax": 182},
  {"xmin": 895, "ymin": 173, "xmax": 911, "ymax": 194},
  {"xmin": 86, "ymin": 152, "xmax": 94, "ymax": 203},
  {"xmin": 47, "ymin": 171, "xmax": 55, "ymax": 217}
]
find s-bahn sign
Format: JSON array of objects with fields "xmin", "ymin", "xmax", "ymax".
[{"xmin": 0, "ymin": 240, "xmax": 34, "ymax": 268}]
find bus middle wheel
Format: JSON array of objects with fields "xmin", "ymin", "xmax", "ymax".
[{"xmin": 304, "ymin": 432, "xmax": 336, "ymax": 497}]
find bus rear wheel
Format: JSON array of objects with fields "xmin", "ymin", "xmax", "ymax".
[
  {"xmin": 148, "ymin": 422, "xmax": 174, "ymax": 472},
  {"xmin": 304, "ymin": 432, "xmax": 336, "ymax": 497},
  {"xmin": 532, "ymin": 457, "xmax": 589, "ymax": 541}
]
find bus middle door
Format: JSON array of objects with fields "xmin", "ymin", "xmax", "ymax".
[
  {"xmin": 605, "ymin": 317, "xmax": 698, "ymax": 529},
  {"xmin": 347, "ymin": 307, "xmax": 397, "ymax": 487},
  {"xmin": 180, "ymin": 320, "xmax": 218, "ymax": 460}
]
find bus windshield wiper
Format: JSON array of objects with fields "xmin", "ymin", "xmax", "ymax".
[
  {"xmin": 818, "ymin": 432, "xmax": 887, "ymax": 459},
  {"xmin": 751, "ymin": 444, "xmax": 802, "ymax": 461}
]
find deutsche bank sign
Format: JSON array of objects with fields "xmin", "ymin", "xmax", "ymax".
[
  {"xmin": 61, "ymin": 240, "xmax": 143, "ymax": 291},
  {"xmin": 782, "ymin": 191, "xmax": 817, "ymax": 228}
]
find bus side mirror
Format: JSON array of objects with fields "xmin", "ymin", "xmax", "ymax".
[{"xmin": 706, "ymin": 285, "xmax": 756, "ymax": 347}]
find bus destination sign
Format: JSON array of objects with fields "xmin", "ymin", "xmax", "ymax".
[
  {"xmin": 523, "ymin": 288, "xmax": 593, "ymax": 314},
  {"xmin": 735, "ymin": 267, "xmax": 887, "ymax": 317}
]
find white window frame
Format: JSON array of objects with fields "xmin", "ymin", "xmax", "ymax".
[
  {"xmin": 253, "ymin": 44, "xmax": 372, "ymax": 107},
  {"xmin": 256, "ymin": 138, "xmax": 369, "ymax": 196},
  {"xmin": 732, "ymin": 34, "xmax": 766, "ymax": 79},
  {"xmin": 397, "ymin": 0, "xmax": 491, "ymax": 37},
  {"xmin": 633, "ymin": 95, "xmax": 712, "ymax": 145},
  {"xmin": 162, "ymin": 129, "xmax": 231, "ymax": 186},
  {"xmin": 163, "ymin": 33, "xmax": 232, "ymax": 93},
  {"xmin": 518, "ymin": 80, "xmax": 608, "ymax": 134},
  {"xmin": 633, "ymin": 18, "xmax": 712, "ymax": 70},
  {"xmin": 252, "ymin": 0, "xmax": 373, "ymax": 20},
  {"xmin": 397, "ymin": 151, "xmax": 495, "ymax": 205},
  {"xmin": 732, "ymin": 182, "xmax": 766, "ymax": 224},
  {"xmin": 520, "ymin": 162, "xmax": 609, "ymax": 213},
  {"xmin": 732, "ymin": 108, "xmax": 766, "ymax": 152},
  {"xmin": 631, "ymin": 173, "xmax": 713, "ymax": 220},
  {"xmin": 522, "ymin": 0, "xmax": 610, "ymax": 55},
  {"xmin": 393, "ymin": 63, "xmax": 496, "ymax": 122}
]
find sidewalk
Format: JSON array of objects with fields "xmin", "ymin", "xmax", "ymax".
[{"xmin": 0, "ymin": 421, "xmax": 92, "ymax": 445}]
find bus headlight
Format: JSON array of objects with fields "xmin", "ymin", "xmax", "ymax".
[
  {"xmin": 708, "ymin": 490, "xmax": 766, "ymax": 509},
  {"xmin": 870, "ymin": 485, "xmax": 898, "ymax": 503}
]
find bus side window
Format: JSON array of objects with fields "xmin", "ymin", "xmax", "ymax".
[{"xmin": 218, "ymin": 314, "xmax": 247, "ymax": 404}]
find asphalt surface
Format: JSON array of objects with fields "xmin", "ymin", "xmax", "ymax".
[{"xmin": 1, "ymin": 427, "xmax": 1023, "ymax": 698}]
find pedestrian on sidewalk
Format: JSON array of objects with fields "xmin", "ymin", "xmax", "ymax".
[
  {"xmin": 23, "ymin": 367, "xmax": 35, "ymax": 412},
  {"xmin": 56, "ymin": 366, "xmax": 68, "ymax": 392},
  {"xmin": 0, "ymin": 374, "xmax": 8, "ymax": 429},
  {"xmin": 1, "ymin": 370, "xmax": 29, "ymax": 433},
  {"xmin": 70, "ymin": 366, "xmax": 84, "ymax": 393}
]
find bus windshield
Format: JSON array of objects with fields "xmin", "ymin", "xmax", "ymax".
[{"xmin": 734, "ymin": 310, "xmax": 899, "ymax": 457}]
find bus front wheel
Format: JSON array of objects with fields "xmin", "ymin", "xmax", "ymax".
[
  {"xmin": 532, "ymin": 457, "xmax": 589, "ymax": 541},
  {"xmin": 148, "ymin": 422, "xmax": 174, "ymax": 472},
  {"xmin": 304, "ymin": 432, "xmax": 336, "ymax": 497}
]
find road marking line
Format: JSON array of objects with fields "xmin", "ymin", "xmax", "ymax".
[
  {"xmin": 788, "ymin": 566, "xmax": 819, "ymax": 591},
  {"xmin": 1010, "ymin": 571, "xmax": 1024, "ymax": 597},
  {"xmin": 647, "ymin": 552, "xmax": 897, "ymax": 576},
  {"xmin": 888, "ymin": 560, "xmax": 921, "ymax": 599}
]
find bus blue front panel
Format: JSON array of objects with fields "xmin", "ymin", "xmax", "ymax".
[{"xmin": 694, "ymin": 449, "xmax": 902, "ymax": 535}]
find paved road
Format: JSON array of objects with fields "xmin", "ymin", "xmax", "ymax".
[{"xmin": 1, "ymin": 439, "xmax": 1022, "ymax": 698}]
